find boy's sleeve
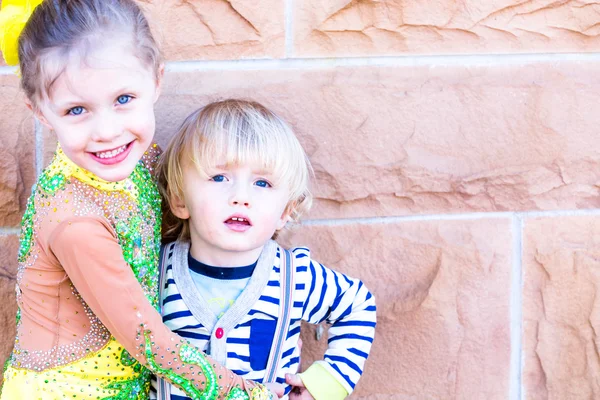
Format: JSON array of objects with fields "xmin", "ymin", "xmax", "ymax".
[
  {"xmin": 301, "ymin": 258, "xmax": 377, "ymax": 395},
  {"xmin": 49, "ymin": 216, "xmax": 266, "ymax": 399},
  {"xmin": 298, "ymin": 363, "xmax": 348, "ymax": 400}
]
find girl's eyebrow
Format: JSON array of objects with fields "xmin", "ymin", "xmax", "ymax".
[{"xmin": 50, "ymin": 99, "xmax": 88, "ymax": 113}]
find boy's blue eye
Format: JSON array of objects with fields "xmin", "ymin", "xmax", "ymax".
[
  {"xmin": 255, "ymin": 179, "xmax": 271, "ymax": 188},
  {"xmin": 68, "ymin": 106, "xmax": 84, "ymax": 116},
  {"xmin": 117, "ymin": 95, "xmax": 132, "ymax": 105},
  {"xmin": 211, "ymin": 175, "xmax": 225, "ymax": 182}
]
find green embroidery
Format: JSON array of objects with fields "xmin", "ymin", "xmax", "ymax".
[
  {"xmin": 114, "ymin": 163, "xmax": 162, "ymax": 310},
  {"xmin": 99, "ymin": 348, "xmax": 151, "ymax": 399},
  {"xmin": 14, "ymin": 148, "xmax": 163, "ymax": 400},
  {"xmin": 100, "ymin": 163, "xmax": 162, "ymax": 398},
  {"xmin": 18, "ymin": 188, "xmax": 37, "ymax": 263},
  {"xmin": 38, "ymin": 171, "xmax": 65, "ymax": 194},
  {"xmin": 226, "ymin": 387, "xmax": 250, "ymax": 400},
  {"xmin": 143, "ymin": 331, "xmax": 220, "ymax": 400}
]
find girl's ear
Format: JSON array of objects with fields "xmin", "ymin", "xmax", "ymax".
[
  {"xmin": 153, "ymin": 64, "xmax": 165, "ymax": 104},
  {"xmin": 169, "ymin": 194, "xmax": 190, "ymax": 220},
  {"xmin": 25, "ymin": 98, "xmax": 52, "ymax": 130}
]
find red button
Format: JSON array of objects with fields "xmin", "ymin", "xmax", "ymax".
[{"xmin": 215, "ymin": 327, "xmax": 224, "ymax": 339}]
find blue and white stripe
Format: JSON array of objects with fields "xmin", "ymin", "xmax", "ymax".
[{"xmin": 152, "ymin": 241, "xmax": 376, "ymax": 398}]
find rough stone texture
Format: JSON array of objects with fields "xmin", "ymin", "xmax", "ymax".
[
  {"xmin": 278, "ymin": 219, "xmax": 512, "ymax": 399},
  {"xmin": 0, "ymin": 0, "xmax": 285, "ymax": 63},
  {"xmin": 0, "ymin": 74, "xmax": 36, "ymax": 227},
  {"xmin": 139, "ymin": 0, "xmax": 285, "ymax": 61},
  {"xmin": 294, "ymin": 0, "xmax": 600, "ymax": 57},
  {"xmin": 523, "ymin": 216, "xmax": 600, "ymax": 400},
  {"xmin": 154, "ymin": 62, "xmax": 600, "ymax": 220},
  {"xmin": 0, "ymin": 235, "xmax": 19, "ymax": 385}
]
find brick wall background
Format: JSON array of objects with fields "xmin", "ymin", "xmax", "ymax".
[{"xmin": 1, "ymin": 1, "xmax": 600, "ymax": 399}]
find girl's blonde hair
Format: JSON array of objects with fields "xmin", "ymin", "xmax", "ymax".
[
  {"xmin": 158, "ymin": 99, "xmax": 313, "ymax": 243},
  {"xmin": 18, "ymin": 0, "xmax": 161, "ymax": 107}
]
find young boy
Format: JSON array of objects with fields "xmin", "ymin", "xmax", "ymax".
[{"xmin": 154, "ymin": 99, "xmax": 376, "ymax": 400}]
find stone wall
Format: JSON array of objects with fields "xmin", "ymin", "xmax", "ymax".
[{"xmin": 1, "ymin": 1, "xmax": 600, "ymax": 398}]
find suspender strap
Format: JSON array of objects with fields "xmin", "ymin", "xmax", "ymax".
[
  {"xmin": 264, "ymin": 248, "xmax": 294, "ymax": 383},
  {"xmin": 156, "ymin": 243, "xmax": 171, "ymax": 400}
]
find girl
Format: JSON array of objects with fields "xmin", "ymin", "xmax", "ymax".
[{"xmin": 0, "ymin": 1, "xmax": 275, "ymax": 399}]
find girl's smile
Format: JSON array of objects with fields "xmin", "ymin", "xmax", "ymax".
[
  {"xmin": 35, "ymin": 39, "xmax": 162, "ymax": 182},
  {"xmin": 89, "ymin": 141, "xmax": 134, "ymax": 165}
]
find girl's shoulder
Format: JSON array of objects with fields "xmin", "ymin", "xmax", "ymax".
[{"xmin": 140, "ymin": 143, "xmax": 162, "ymax": 176}]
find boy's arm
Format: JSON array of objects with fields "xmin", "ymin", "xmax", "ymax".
[
  {"xmin": 300, "ymin": 259, "xmax": 377, "ymax": 397},
  {"xmin": 49, "ymin": 216, "xmax": 268, "ymax": 399}
]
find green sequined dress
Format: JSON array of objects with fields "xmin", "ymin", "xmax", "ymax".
[{"xmin": 0, "ymin": 145, "xmax": 262, "ymax": 400}]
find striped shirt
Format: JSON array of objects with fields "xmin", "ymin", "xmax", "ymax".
[{"xmin": 152, "ymin": 239, "xmax": 376, "ymax": 399}]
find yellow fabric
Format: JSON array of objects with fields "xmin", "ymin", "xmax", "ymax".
[
  {"xmin": 52, "ymin": 145, "xmax": 140, "ymax": 199},
  {"xmin": 1, "ymin": 338, "xmax": 140, "ymax": 400},
  {"xmin": 299, "ymin": 363, "xmax": 349, "ymax": 400},
  {"xmin": 0, "ymin": 0, "xmax": 43, "ymax": 65}
]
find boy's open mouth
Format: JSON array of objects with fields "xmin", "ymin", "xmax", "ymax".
[
  {"xmin": 225, "ymin": 216, "xmax": 251, "ymax": 226},
  {"xmin": 224, "ymin": 215, "xmax": 253, "ymax": 232}
]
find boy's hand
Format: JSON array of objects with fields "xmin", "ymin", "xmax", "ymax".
[
  {"xmin": 285, "ymin": 373, "xmax": 315, "ymax": 400},
  {"xmin": 265, "ymin": 382, "xmax": 285, "ymax": 399}
]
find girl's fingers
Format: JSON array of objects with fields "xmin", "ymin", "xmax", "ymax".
[{"xmin": 285, "ymin": 373, "xmax": 305, "ymax": 388}]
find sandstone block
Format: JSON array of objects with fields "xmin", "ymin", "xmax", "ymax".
[
  {"xmin": 523, "ymin": 216, "xmax": 600, "ymax": 400},
  {"xmin": 0, "ymin": 235, "xmax": 19, "ymax": 383},
  {"xmin": 294, "ymin": 0, "xmax": 600, "ymax": 57},
  {"xmin": 0, "ymin": 74, "xmax": 35, "ymax": 227},
  {"xmin": 140, "ymin": 0, "xmax": 285, "ymax": 61},
  {"xmin": 279, "ymin": 218, "xmax": 512, "ymax": 399},
  {"xmin": 155, "ymin": 62, "xmax": 600, "ymax": 219}
]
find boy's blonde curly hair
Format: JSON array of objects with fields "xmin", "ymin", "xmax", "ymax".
[{"xmin": 158, "ymin": 99, "xmax": 313, "ymax": 243}]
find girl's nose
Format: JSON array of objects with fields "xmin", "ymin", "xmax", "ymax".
[{"xmin": 91, "ymin": 113, "xmax": 122, "ymax": 142}]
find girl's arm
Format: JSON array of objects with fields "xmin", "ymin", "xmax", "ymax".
[{"xmin": 48, "ymin": 215, "xmax": 268, "ymax": 400}]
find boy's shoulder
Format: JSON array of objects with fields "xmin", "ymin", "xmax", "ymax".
[{"xmin": 276, "ymin": 242, "xmax": 310, "ymax": 259}]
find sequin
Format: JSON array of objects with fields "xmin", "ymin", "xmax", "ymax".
[
  {"xmin": 2, "ymin": 145, "xmax": 161, "ymax": 399},
  {"xmin": 142, "ymin": 330, "xmax": 220, "ymax": 399}
]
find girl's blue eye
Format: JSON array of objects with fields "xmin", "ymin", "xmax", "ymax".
[
  {"xmin": 255, "ymin": 179, "xmax": 271, "ymax": 188},
  {"xmin": 117, "ymin": 95, "xmax": 132, "ymax": 105},
  {"xmin": 68, "ymin": 106, "xmax": 84, "ymax": 116},
  {"xmin": 211, "ymin": 175, "xmax": 225, "ymax": 182}
]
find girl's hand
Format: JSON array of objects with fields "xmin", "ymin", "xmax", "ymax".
[
  {"xmin": 285, "ymin": 374, "xmax": 315, "ymax": 400},
  {"xmin": 265, "ymin": 382, "xmax": 285, "ymax": 399}
]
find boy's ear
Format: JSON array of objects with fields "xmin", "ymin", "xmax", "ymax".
[
  {"xmin": 153, "ymin": 64, "xmax": 165, "ymax": 104},
  {"xmin": 275, "ymin": 203, "xmax": 294, "ymax": 231},
  {"xmin": 169, "ymin": 194, "xmax": 190, "ymax": 220}
]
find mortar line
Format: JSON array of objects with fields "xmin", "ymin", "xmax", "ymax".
[
  {"xmin": 510, "ymin": 214, "xmax": 524, "ymax": 400},
  {"xmin": 158, "ymin": 52, "xmax": 600, "ymax": 73},
  {"xmin": 0, "ymin": 227, "xmax": 20, "ymax": 236},
  {"xmin": 3, "ymin": 53, "xmax": 600, "ymax": 76},
  {"xmin": 300, "ymin": 208, "xmax": 600, "ymax": 227}
]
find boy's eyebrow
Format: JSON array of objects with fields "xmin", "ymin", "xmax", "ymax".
[{"xmin": 253, "ymin": 169, "xmax": 273, "ymax": 176}]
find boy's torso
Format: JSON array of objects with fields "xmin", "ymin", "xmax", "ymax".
[{"xmin": 154, "ymin": 240, "xmax": 309, "ymax": 398}]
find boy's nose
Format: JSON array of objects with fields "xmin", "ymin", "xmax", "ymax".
[{"xmin": 229, "ymin": 185, "xmax": 251, "ymax": 208}]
